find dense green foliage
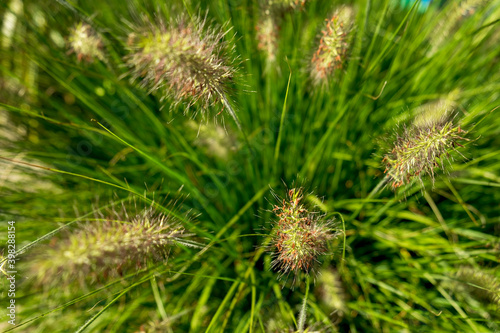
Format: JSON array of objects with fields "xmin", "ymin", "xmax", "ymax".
[{"xmin": 1, "ymin": 0, "xmax": 499, "ymax": 332}]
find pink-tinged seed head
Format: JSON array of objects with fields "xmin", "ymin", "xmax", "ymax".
[
  {"xmin": 267, "ymin": 187, "xmax": 339, "ymax": 284},
  {"xmin": 256, "ymin": 13, "xmax": 279, "ymax": 65},
  {"xmin": 310, "ymin": 6, "xmax": 354, "ymax": 85}
]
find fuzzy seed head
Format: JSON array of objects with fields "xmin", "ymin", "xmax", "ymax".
[
  {"xmin": 136, "ymin": 319, "xmax": 174, "ymax": 333},
  {"xmin": 455, "ymin": 266, "xmax": 500, "ymax": 308},
  {"xmin": 256, "ymin": 13, "xmax": 279, "ymax": 65},
  {"xmin": 186, "ymin": 120, "xmax": 238, "ymax": 159},
  {"xmin": 413, "ymin": 92, "xmax": 459, "ymax": 129},
  {"xmin": 428, "ymin": 0, "xmax": 487, "ymax": 55},
  {"xmin": 67, "ymin": 22, "xmax": 104, "ymax": 62},
  {"xmin": 29, "ymin": 201, "xmax": 200, "ymax": 287},
  {"xmin": 266, "ymin": 0, "xmax": 307, "ymax": 10},
  {"xmin": 383, "ymin": 110, "xmax": 468, "ymax": 189},
  {"xmin": 125, "ymin": 15, "xmax": 236, "ymax": 111},
  {"xmin": 268, "ymin": 188, "xmax": 338, "ymax": 281},
  {"xmin": 317, "ymin": 268, "xmax": 346, "ymax": 315},
  {"xmin": 311, "ymin": 7, "xmax": 354, "ymax": 84}
]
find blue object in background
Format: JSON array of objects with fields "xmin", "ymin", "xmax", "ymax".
[{"xmin": 400, "ymin": 0, "xmax": 432, "ymax": 12}]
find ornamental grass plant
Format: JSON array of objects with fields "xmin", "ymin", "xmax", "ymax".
[{"xmin": 1, "ymin": 0, "xmax": 500, "ymax": 332}]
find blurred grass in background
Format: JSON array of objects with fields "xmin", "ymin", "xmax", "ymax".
[{"xmin": 0, "ymin": 0, "xmax": 499, "ymax": 332}]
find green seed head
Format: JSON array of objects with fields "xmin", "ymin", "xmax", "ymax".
[
  {"xmin": 428, "ymin": 0, "xmax": 487, "ymax": 55},
  {"xmin": 125, "ymin": 14, "xmax": 237, "ymax": 112},
  {"xmin": 317, "ymin": 268, "xmax": 346, "ymax": 315},
  {"xmin": 455, "ymin": 266, "xmax": 500, "ymax": 307},
  {"xmin": 186, "ymin": 120, "xmax": 238, "ymax": 159},
  {"xmin": 412, "ymin": 91, "xmax": 459, "ymax": 129},
  {"xmin": 29, "ymin": 200, "xmax": 201, "ymax": 287},
  {"xmin": 266, "ymin": 0, "xmax": 308, "ymax": 10},
  {"xmin": 383, "ymin": 107, "xmax": 469, "ymax": 189},
  {"xmin": 67, "ymin": 22, "xmax": 104, "ymax": 62}
]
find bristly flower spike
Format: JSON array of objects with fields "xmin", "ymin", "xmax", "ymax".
[
  {"xmin": 256, "ymin": 10, "xmax": 279, "ymax": 70},
  {"xmin": 267, "ymin": 187, "xmax": 339, "ymax": 286},
  {"xmin": 29, "ymin": 199, "xmax": 202, "ymax": 287},
  {"xmin": 124, "ymin": 13, "xmax": 238, "ymax": 116},
  {"xmin": 455, "ymin": 266, "xmax": 500, "ymax": 308},
  {"xmin": 383, "ymin": 105, "xmax": 469, "ymax": 189},
  {"xmin": 310, "ymin": 6, "xmax": 354, "ymax": 85},
  {"xmin": 428, "ymin": 0, "xmax": 488, "ymax": 56},
  {"xmin": 67, "ymin": 22, "xmax": 105, "ymax": 63},
  {"xmin": 267, "ymin": 0, "xmax": 308, "ymax": 10}
]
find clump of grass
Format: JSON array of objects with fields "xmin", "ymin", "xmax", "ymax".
[
  {"xmin": 124, "ymin": 13, "xmax": 237, "ymax": 114},
  {"xmin": 2, "ymin": 0, "xmax": 500, "ymax": 331},
  {"xmin": 382, "ymin": 106, "xmax": 469, "ymax": 189},
  {"xmin": 28, "ymin": 200, "xmax": 201, "ymax": 287},
  {"xmin": 266, "ymin": 187, "xmax": 339, "ymax": 282},
  {"xmin": 310, "ymin": 6, "xmax": 354, "ymax": 85},
  {"xmin": 67, "ymin": 22, "xmax": 105, "ymax": 63}
]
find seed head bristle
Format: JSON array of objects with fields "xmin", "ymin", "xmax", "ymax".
[
  {"xmin": 311, "ymin": 7, "xmax": 354, "ymax": 85},
  {"xmin": 67, "ymin": 22, "xmax": 105, "ymax": 63},
  {"xmin": 124, "ymin": 14, "xmax": 237, "ymax": 113}
]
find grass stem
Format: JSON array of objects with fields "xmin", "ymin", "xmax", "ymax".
[{"xmin": 298, "ymin": 275, "xmax": 310, "ymax": 332}]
